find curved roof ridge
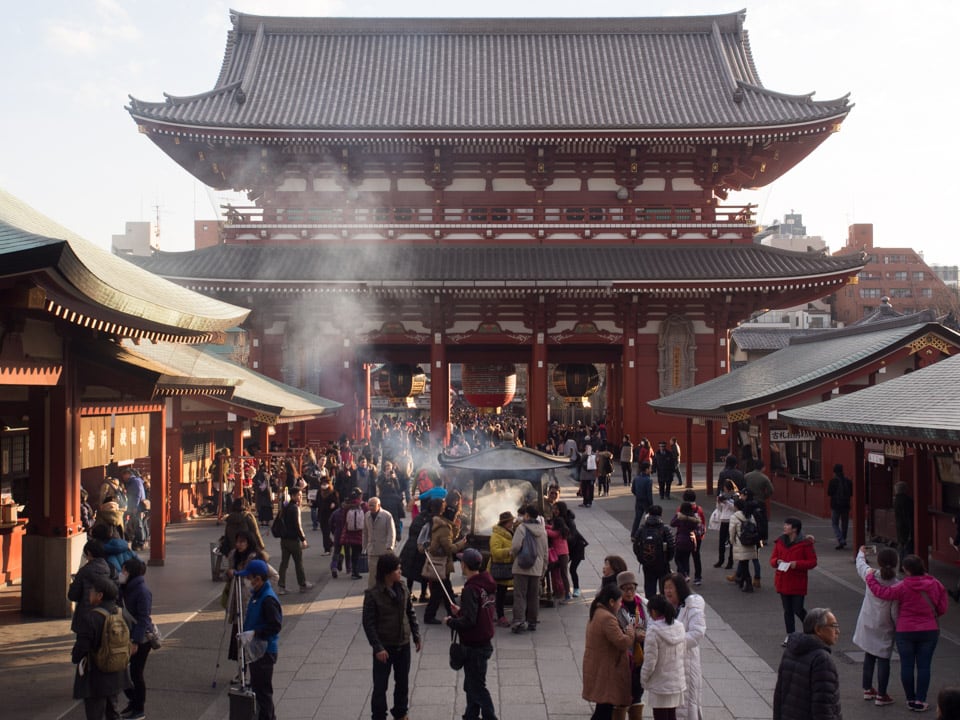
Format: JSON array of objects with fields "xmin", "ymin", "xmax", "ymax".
[
  {"xmin": 739, "ymin": 82, "xmax": 851, "ymax": 109},
  {"xmin": 127, "ymin": 82, "xmax": 241, "ymax": 112},
  {"xmin": 229, "ymin": 11, "xmax": 749, "ymax": 36}
]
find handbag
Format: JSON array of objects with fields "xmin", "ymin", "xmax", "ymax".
[
  {"xmin": 708, "ymin": 508, "xmax": 721, "ymax": 532},
  {"xmin": 145, "ymin": 623, "xmax": 163, "ymax": 650},
  {"xmin": 422, "ymin": 552, "xmax": 448, "ymax": 582},
  {"xmin": 355, "ymin": 553, "xmax": 369, "ymax": 575},
  {"xmin": 448, "ymin": 628, "xmax": 465, "ymax": 670},
  {"xmin": 489, "ymin": 562, "xmax": 513, "ymax": 581}
]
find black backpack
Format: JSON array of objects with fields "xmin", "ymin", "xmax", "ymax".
[
  {"xmin": 738, "ymin": 515, "xmax": 761, "ymax": 548},
  {"xmin": 270, "ymin": 511, "xmax": 286, "ymax": 539},
  {"xmin": 634, "ymin": 525, "xmax": 665, "ymax": 566}
]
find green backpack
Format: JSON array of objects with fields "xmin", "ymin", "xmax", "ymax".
[{"xmin": 92, "ymin": 606, "xmax": 131, "ymax": 673}]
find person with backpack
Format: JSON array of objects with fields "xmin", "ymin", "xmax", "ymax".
[
  {"xmin": 827, "ymin": 464, "xmax": 853, "ymax": 551},
  {"xmin": 341, "ymin": 488, "xmax": 368, "ymax": 580},
  {"xmin": 681, "ymin": 490, "xmax": 706, "ymax": 586},
  {"xmin": 511, "ymin": 504, "xmax": 549, "ymax": 633},
  {"xmin": 119, "ymin": 558, "xmax": 154, "ymax": 720},
  {"xmin": 71, "ymin": 573, "xmax": 132, "ymax": 719},
  {"xmin": 579, "ymin": 445, "xmax": 597, "ymax": 508},
  {"xmin": 635, "ymin": 506, "xmax": 675, "ymax": 600},
  {"xmin": 728, "ymin": 498, "xmax": 760, "ymax": 593},
  {"xmin": 445, "ymin": 548, "xmax": 498, "ymax": 720},
  {"xmin": 400, "ymin": 497, "xmax": 438, "ymax": 602}
]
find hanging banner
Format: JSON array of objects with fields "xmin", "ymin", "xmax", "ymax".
[
  {"xmin": 114, "ymin": 413, "xmax": 151, "ymax": 464},
  {"xmin": 769, "ymin": 429, "xmax": 816, "ymax": 442},
  {"xmin": 80, "ymin": 416, "xmax": 111, "ymax": 469}
]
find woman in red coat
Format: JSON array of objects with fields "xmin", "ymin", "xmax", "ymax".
[{"xmin": 769, "ymin": 517, "xmax": 818, "ymax": 646}]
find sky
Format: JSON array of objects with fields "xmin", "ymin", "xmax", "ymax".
[{"xmin": 3, "ymin": 0, "xmax": 959, "ymax": 264}]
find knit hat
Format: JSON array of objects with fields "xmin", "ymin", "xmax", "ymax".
[
  {"xmin": 617, "ymin": 571, "xmax": 638, "ymax": 589},
  {"xmin": 498, "ymin": 511, "xmax": 515, "ymax": 525}
]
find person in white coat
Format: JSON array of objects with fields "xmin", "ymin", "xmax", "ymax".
[
  {"xmin": 641, "ymin": 594, "xmax": 687, "ymax": 720},
  {"xmin": 664, "ymin": 574, "xmax": 705, "ymax": 720},
  {"xmin": 362, "ymin": 497, "xmax": 396, "ymax": 589},
  {"xmin": 854, "ymin": 546, "xmax": 899, "ymax": 706}
]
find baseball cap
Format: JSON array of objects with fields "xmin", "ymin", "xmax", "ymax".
[
  {"xmin": 235, "ymin": 559, "xmax": 270, "ymax": 578},
  {"xmin": 457, "ymin": 547, "xmax": 483, "ymax": 571}
]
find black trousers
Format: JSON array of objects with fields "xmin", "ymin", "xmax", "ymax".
[
  {"xmin": 249, "ymin": 651, "xmax": 277, "ymax": 720},
  {"xmin": 372, "ymin": 644, "xmax": 411, "ymax": 720},
  {"xmin": 424, "ymin": 577, "xmax": 453, "ymax": 620},
  {"xmin": 124, "ymin": 641, "xmax": 152, "ymax": 712}
]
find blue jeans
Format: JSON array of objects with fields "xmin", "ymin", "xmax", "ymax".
[
  {"xmin": 372, "ymin": 644, "xmax": 411, "ymax": 720},
  {"xmin": 831, "ymin": 508, "xmax": 849, "ymax": 546},
  {"xmin": 462, "ymin": 644, "xmax": 497, "ymax": 720},
  {"xmin": 896, "ymin": 630, "xmax": 939, "ymax": 703}
]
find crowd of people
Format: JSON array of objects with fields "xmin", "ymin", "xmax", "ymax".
[{"xmin": 66, "ymin": 418, "xmax": 960, "ymax": 720}]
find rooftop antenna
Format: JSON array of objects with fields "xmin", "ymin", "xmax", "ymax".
[{"xmin": 152, "ymin": 203, "xmax": 163, "ymax": 251}]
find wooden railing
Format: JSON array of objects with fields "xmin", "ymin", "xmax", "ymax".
[{"xmin": 222, "ymin": 204, "xmax": 755, "ymax": 226}]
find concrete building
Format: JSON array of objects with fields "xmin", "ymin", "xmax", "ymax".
[{"xmin": 111, "ymin": 220, "xmax": 154, "ymax": 257}]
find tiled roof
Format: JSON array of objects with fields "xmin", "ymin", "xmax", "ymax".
[
  {"xmin": 731, "ymin": 326, "xmax": 824, "ymax": 352},
  {"xmin": 130, "ymin": 243, "xmax": 865, "ymax": 285},
  {"xmin": 0, "ymin": 189, "xmax": 249, "ymax": 341},
  {"xmin": 127, "ymin": 11, "xmax": 850, "ymax": 132},
  {"xmin": 780, "ymin": 354, "xmax": 960, "ymax": 445},
  {"xmin": 648, "ymin": 319, "xmax": 960, "ymax": 417},
  {"xmin": 121, "ymin": 341, "xmax": 341, "ymax": 423}
]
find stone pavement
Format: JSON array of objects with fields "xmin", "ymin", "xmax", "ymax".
[{"xmin": 2, "ymin": 465, "xmax": 958, "ymax": 720}]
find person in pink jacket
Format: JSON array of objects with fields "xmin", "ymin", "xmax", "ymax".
[{"xmin": 866, "ymin": 554, "xmax": 949, "ymax": 712}]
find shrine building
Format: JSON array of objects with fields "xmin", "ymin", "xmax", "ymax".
[{"xmin": 127, "ymin": 10, "xmax": 866, "ymax": 451}]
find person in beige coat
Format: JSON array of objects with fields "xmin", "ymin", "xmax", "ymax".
[
  {"xmin": 362, "ymin": 497, "xmax": 397, "ymax": 589},
  {"xmin": 582, "ymin": 584, "xmax": 635, "ymax": 720},
  {"xmin": 510, "ymin": 504, "xmax": 549, "ymax": 633}
]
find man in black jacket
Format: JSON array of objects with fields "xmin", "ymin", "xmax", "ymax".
[
  {"xmin": 827, "ymin": 464, "xmax": 853, "ymax": 550},
  {"xmin": 773, "ymin": 607, "xmax": 842, "ymax": 720},
  {"xmin": 363, "ymin": 553, "xmax": 422, "ymax": 720},
  {"xmin": 651, "ymin": 441, "xmax": 676, "ymax": 500},
  {"xmin": 277, "ymin": 488, "xmax": 312, "ymax": 594},
  {"xmin": 445, "ymin": 548, "xmax": 498, "ymax": 720}
]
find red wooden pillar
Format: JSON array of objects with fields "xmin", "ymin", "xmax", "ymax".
[
  {"xmin": 606, "ymin": 362, "xmax": 621, "ymax": 443},
  {"xmin": 149, "ymin": 405, "xmax": 167, "ymax": 565},
  {"xmin": 527, "ymin": 332, "xmax": 549, "ymax": 446},
  {"xmin": 359, "ymin": 364, "xmax": 372, "ymax": 442},
  {"xmin": 705, "ymin": 420, "xmax": 715, "ymax": 495},
  {"xmin": 852, "ymin": 440, "xmax": 866, "ymax": 554},
  {"xmin": 684, "ymin": 417, "xmax": 693, "ymax": 488},
  {"xmin": 167, "ymin": 416, "xmax": 185, "ymax": 523},
  {"xmin": 430, "ymin": 336, "xmax": 450, "ymax": 448},
  {"xmin": 621, "ymin": 298, "xmax": 639, "ymax": 442},
  {"xmin": 913, "ymin": 448, "xmax": 933, "ymax": 568}
]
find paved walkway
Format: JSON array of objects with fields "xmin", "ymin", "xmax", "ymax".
[{"xmin": 2, "ymin": 465, "xmax": 958, "ymax": 719}]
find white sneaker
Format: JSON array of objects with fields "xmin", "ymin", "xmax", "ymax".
[{"xmin": 782, "ymin": 635, "xmax": 789, "ymax": 647}]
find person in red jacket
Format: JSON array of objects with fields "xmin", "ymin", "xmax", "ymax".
[{"xmin": 770, "ymin": 517, "xmax": 818, "ymax": 646}]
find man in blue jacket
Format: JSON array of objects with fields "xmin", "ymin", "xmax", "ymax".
[
  {"xmin": 445, "ymin": 548, "xmax": 498, "ymax": 720},
  {"xmin": 235, "ymin": 559, "xmax": 282, "ymax": 720}
]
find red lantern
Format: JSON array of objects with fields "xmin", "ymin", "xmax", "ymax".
[{"xmin": 461, "ymin": 363, "xmax": 516, "ymax": 411}]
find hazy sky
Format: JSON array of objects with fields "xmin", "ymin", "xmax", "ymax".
[{"xmin": 3, "ymin": 0, "xmax": 958, "ymax": 264}]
